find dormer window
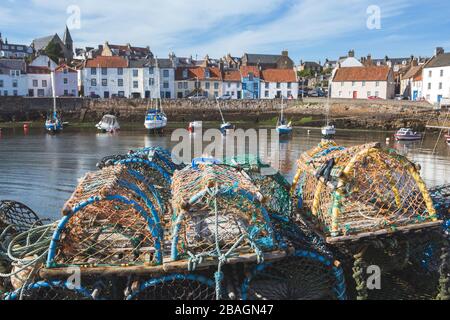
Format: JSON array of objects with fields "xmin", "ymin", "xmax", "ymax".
[
  {"xmin": 183, "ymin": 69, "xmax": 188, "ymax": 79},
  {"xmin": 205, "ymin": 69, "xmax": 210, "ymax": 78},
  {"xmin": 248, "ymin": 72, "xmax": 254, "ymax": 81}
]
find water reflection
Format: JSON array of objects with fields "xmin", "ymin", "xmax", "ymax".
[{"xmin": 0, "ymin": 126, "xmax": 449, "ymax": 219}]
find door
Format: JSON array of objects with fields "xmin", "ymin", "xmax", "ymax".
[
  {"xmin": 353, "ymin": 91, "xmax": 358, "ymax": 99},
  {"xmin": 438, "ymin": 95, "xmax": 443, "ymax": 103},
  {"xmin": 145, "ymin": 91, "xmax": 151, "ymax": 99},
  {"xmin": 237, "ymin": 91, "xmax": 242, "ymax": 99},
  {"xmin": 413, "ymin": 91, "xmax": 418, "ymax": 101},
  {"xmin": 104, "ymin": 91, "xmax": 110, "ymax": 99}
]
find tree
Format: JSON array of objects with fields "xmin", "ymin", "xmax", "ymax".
[
  {"xmin": 44, "ymin": 41, "xmax": 64, "ymax": 63},
  {"xmin": 297, "ymin": 69, "xmax": 312, "ymax": 78}
]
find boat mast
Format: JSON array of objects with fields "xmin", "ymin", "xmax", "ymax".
[
  {"xmin": 216, "ymin": 98, "xmax": 226, "ymax": 125},
  {"xmin": 51, "ymin": 71, "xmax": 57, "ymax": 117},
  {"xmin": 155, "ymin": 57, "xmax": 162, "ymax": 113},
  {"xmin": 281, "ymin": 96, "xmax": 284, "ymax": 123},
  {"xmin": 325, "ymin": 82, "xmax": 332, "ymax": 126}
]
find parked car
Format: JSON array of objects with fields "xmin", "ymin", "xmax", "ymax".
[
  {"xmin": 307, "ymin": 90, "xmax": 319, "ymax": 97},
  {"xmin": 298, "ymin": 89, "xmax": 308, "ymax": 97},
  {"xmin": 395, "ymin": 94, "xmax": 409, "ymax": 101},
  {"xmin": 217, "ymin": 94, "xmax": 232, "ymax": 101},
  {"xmin": 89, "ymin": 93, "xmax": 100, "ymax": 99},
  {"xmin": 368, "ymin": 96, "xmax": 383, "ymax": 100}
]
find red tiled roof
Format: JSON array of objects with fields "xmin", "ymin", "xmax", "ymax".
[
  {"xmin": 85, "ymin": 56, "xmax": 128, "ymax": 68},
  {"xmin": 240, "ymin": 66, "xmax": 260, "ymax": 78},
  {"xmin": 223, "ymin": 70, "xmax": 241, "ymax": 82},
  {"xmin": 333, "ymin": 66, "xmax": 391, "ymax": 82},
  {"xmin": 27, "ymin": 66, "xmax": 51, "ymax": 74},
  {"xmin": 55, "ymin": 64, "xmax": 77, "ymax": 73},
  {"xmin": 261, "ymin": 68, "xmax": 297, "ymax": 82},
  {"xmin": 175, "ymin": 67, "xmax": 222, "ymax": 81}
]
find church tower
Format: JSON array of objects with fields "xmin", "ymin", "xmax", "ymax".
[{"xmin": 63, "ymin": 25, "xmax": 73, "ymax": 53}]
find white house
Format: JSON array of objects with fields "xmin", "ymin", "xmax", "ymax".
[
  {"xmin": 331, "ymin": 66, "xmax": 395, "ymax": 100},
  {"xmin": 54, "ymin": 64, "xmax": 78, "ymax": 96},
  {"xmin": 260, "ymin": 69, "xmax": 298, "ymax": 99},
  {"xmin": 400, "ymin": 65, "xmax": 424, "ymax": 101},
  {"xmin": 0, "ymin": 59, "xmax": 27, "ymax": 96},
  {"xmin": 222, "ymin": 69, "xmax": 242, "ymax": 99},
  {"xmin": 26, "ymin": 66, "xmax": 52, "ymax": 97},
  {"xmin": 83, "ymin": 56, "xmax": 130, "ymax": 98},
  {"xmin": 422, "ymin": 48, "xmax": 450, "ymax": 104},
  {"xmin": 30, "ymin": 55, "xmax": 58, "ymax": 71}
]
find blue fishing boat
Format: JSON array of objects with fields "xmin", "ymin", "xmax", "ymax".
[
  {"xmin": 216, "ymin": 99, "xmax": 234, "ymax": 135},
  {"xmin": 45, "ymin": 72, "xmax": 63, "ymax": 133},
  {"xmin": 276, "ymin": 97, "xmax": 292, "ymax": 136},
  {"xmin": 144, "ymin": 59, "xmax": 167, "ymax": 132}
]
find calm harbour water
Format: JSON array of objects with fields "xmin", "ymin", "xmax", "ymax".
[{"xmin": 0, "ymin": 125, "xmax": 449, "ymax": 220}]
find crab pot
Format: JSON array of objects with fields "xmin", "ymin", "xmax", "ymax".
[
  {"xmin": 3, "ymin": 281, "xmax": 94, "ymax": 300},
  {"xmin": 0, "ymin": 201, "xmax": 42, "ymax": 234},
  {"xmin": 129, "ymin": 147, "xmax": 185, "ymax": 175},
  {"xmin": 46, "ymin": 165, "xmax": 164, "ymax": 268},
  {"xmin": 291, "ymin": 141, "xmax": 439, "ymax": 239},
  {"xmin": 170, "ymin": 163, "xmax": 277, "ymax": 261},
  {"xmin": 126, "ymin": 273, "xmax": 216, "ymax": 300},
  {"xmin": 223, "ymin": 155, "xmax": 293, "ymax": 219},
  {"xmin": 241, "ymin": 250, "xmax": 346, "ymax": 300}
]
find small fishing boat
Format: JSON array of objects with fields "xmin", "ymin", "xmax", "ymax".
[
  {"xmin": 188, "ymin": 121, "xmax": 202, "ymax": 133},
  {"xmin": 144, "ymin": 59, "xmax": 167, "ymax": 132},
  {"xmin": 96, "ymin": 115, "xmax": 120, "ymax": 133},
  {"xmin": 45, "ymin": 72, "xmax": 63, "ymax": 134},
  {"xmin": 395, "ymin": 128, "xmax": 422, "ymax": 141},
  {"xmin": 276, "ymin": 97, "xmax": 293, "ymax": 136},
  {"xmin": 216, "ymin": 99, "xmax": 234, "ymax": 135},
  {"xmin": 321, "ymin": 125, "xmax": 336, "ymax": 138}
]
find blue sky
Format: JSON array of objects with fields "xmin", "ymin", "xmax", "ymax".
[{"xmin": 1, "ymin": 0, "xmax": 449, "ymax": 63}]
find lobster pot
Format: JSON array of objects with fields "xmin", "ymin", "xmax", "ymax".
[
  {"xmin": 241, "ymin": 251, "xmax": 346, "ymax": 300},
  {"xmin": 4, "ymin": 281, "xmax": 93, "ymax": 300},
  {"xmin": 130, "ymin": 147, "xmax": 184, "ymax": 175},
  {"xmin": 0, "ymin": 201, "xmax": 42, "ymax": 234},
  {"xmin": 223, "ymin": 155, "xmax": 292, "ymax": 218},
  {"xmin": 291, "ymin": 142, "xmax": 438, "ymax": 238},
  {"xmin": 171, "ymin": 164, "xmax": 276, "ymax": 261},
  {"xmin": 47, "ymin": 165, "xmax": 164, "ymax": 268},
  {"xmin": 127, "ymin": 273, "xmax": 216, "ymax": 300}
]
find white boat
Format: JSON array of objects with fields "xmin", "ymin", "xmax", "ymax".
[
  {"xmin": 216, "ymin": 99, "xmax": 234, "ymax": 134},
  {"xmin": 445, "ymin": 130, "xmax": 450, "ymax": 144},
  {"xmin": 321, "ymin": 83, "xmax": 335, "ymax": 138},
  {"xmin": 395, "ymin": 128, "xmax": 422, "ymax": 141},
  {"xmin": 144, "ymin": 58, "xmax": 167, "ymax": 132},
  {"xmin": 276, "ymin": 97, "xmax": 293, "ymax": 135},
  {"xmin": 322, "ymin": 125, "xmax": 336, "ymax": 137},
  {"xmin": 188, "ymin": 121, "xmax": 202, "ymax": 133},
  {"xmin": 45, "ymin": 72, "xmax": 63, "ymax": 133},
  {"xmin": 96, "ymin": 115, "xmax": 120, "ymax": 133}
]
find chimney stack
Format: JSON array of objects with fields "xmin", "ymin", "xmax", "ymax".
[
  {"xmin": 282, "ymin": 50, "xmax": 289, "ymax": 57},
  {"xmin": 435, "ymin": 47, "xmax": 445, "ymax": 56},
  {"xmin": 348, "ymin": 50, "xmax": 355, "ymax": 58}
]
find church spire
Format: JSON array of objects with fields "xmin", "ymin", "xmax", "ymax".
[{"xmin": 63, "ymin": 25, "xmax": 73, "ymax": 50}]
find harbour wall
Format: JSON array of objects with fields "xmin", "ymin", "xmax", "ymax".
[{"xmin": 0, "ymin": 96, "xmax": 446, "ymax": 130}]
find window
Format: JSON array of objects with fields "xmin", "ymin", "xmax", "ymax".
[
  {"xmin": 205, "ymin": 70, "xmax": 210, "ymax": 78},
  {"xmin": 265, "ymin": 82, "xmax": 269, "ymax": 89},
  {"xmin": 118, "ymin": 91, "xmax": 125, "ymax": 97},
  {"xmin": 133, "ymin": 81, "xmax": 139, "ymax": 88},
  {"xmin": 37, "ymin": 89, "xmax": 44, "ymax": 97},
  {"xmin": 13, "ymin": 90, "xmax": 18, "ymax": 96},
  {"xmin": 102, "ymin": 79, "xmax": 107, "ymax": 86},
  {"xmin": 287, "ymin": 83, "xmax": 292, "ymax": 89},
  {"xmin": 228, "ymin": 82, "xmax": 231, "ymax": 88},
  {"xmin": 362, "ymin": 81, "xmax": 366, "ymax": 87},
  {"xmin": 341, "ymin": 82, "xmax": 344, "ymax": 87},
  {"xmin": 163, "ymin": 70, "xmax": 169, "ymax": 78},
  {"xmin": 91, "ymin": 68, "xmax": 97, "ymax": 75},
  {"xmin": 183, "ymin": 82, "xmax": 188, "ymax": 89},
  {"xmin": 63, "ymin": 69, "xmax": 68, "ymax": 74},
  {"xmin": 237, "ymin": 83, "xmax": 240, "ymax": 89},
  {"xmin": 64, "ymin": 90, "xmax": 68, "ymax": 96},
  {"xmin": 214, "ymin": 82, "xmax": 219, "ymax": 90},
  {"xmin": 253, "ymin": 83, "xmax": 258, "ymax": 91},
  {"xmin": 118, "ymin": 79, "xmax": 124, "ymax": 87},
  {"xmin": 265, "ymin": 91, "xmax": 269, "ymax": 97},
  {"xmin": 352, "ymin": 81, "xmax": 356, "ymax": 86},
  {"xmin": 242, "ymin": 83, "xmax": 247, "ymax": 90},
  {"xmin": 205, "ymin": 82, "xmax": 210, "ymax": 89},
  {"xmin": 248, "ymin": 73, "xmax": 254, "ymax": 81},
  {"xmin": 375, "ymin": 81, "xmax": 379, "ymax": 87},
  {"xmin": 338, "ymin": 91, "xmax": 342, "ymax": 97},
  {"xmin": 178, "ymin": 82, "xmax": 183, "ymax": 89},
  {"xmin": 439, "ymin": 82, "xmax": 443, "ymax": 90},
  {"xmin": 4, "ymin": 90, "xmax": 8, "ymax": 96},
  {"xmin": 163, "ymin": 82, "xmax": 169, "ymax": 89},
  {"xmin": 101, "ymin": 68, "xmax": 107, "ymax": 75},
  {"xmin": 428, "ymin": 83, "xmax": 431, "ymax": 90},
  {"xmin": 63, "ymin": 78, "xmax": 68, "ymax": 85},
  {"xmin": 441, "ymin": 70, "xmax": 444, "ymax": 77},
  {"xmin": 117, "ymin": 68, "xmax": 123, "ymax": 75},
  {"xmin": 375, "ymin": 91, "xmax": 379, "ymax": 97},
  {"xmin": 42, "ymin": 80, "xmax": 47, "ymax": 87},
  {"xmin": 149, "ymin": 67, "xmax": 154, "ymax": 75},
  {"xmin": 149, "ymin": 78, "xmax": 155, "ymax": 86},
  {"xmin": 214, "ymin": 91, "xmax": 219, "ymax": 97},
  {"xmin": 12, "ymin": 80, "xmax": 18, "ymax": 88},
  {"xmin": 287, "ymin": 90, "xmax": 291, "ymax": 97},
  {"xmin": 33, "ymin": 79, "xmax": 38, "ymax": 87},
  {"xmin": 182, "ymin": 69, "xmax": 188, "ymax": 79},
  {"xmin": 276, "ymin": 83, "xmax": 281, "ymax": 89},
  {"xmin": 0, "ymin": 80, "xmax": 3, "ymax": 87},
  {"xmin": 133, "ymin": 70, "xmax": 139, "ymax": 77},
  {"xmin": 91, "ymin": 79, "xmax": 97, "ymax": 86}
]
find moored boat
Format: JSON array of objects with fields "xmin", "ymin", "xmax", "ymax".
[
  {"xmin": 188, "ymin": 121, "xmax": 202, "ymax": 133},
  {"xmin": 321, "ymin": 125, "xmax": 336, "ymax": 138},
  {"xmin": 45, "ymin": 72, "xmax": 63, "ymax": 134},
  {"xmin": 144, "ymin": 110, "xmax": 167, "ymax": 131},
  {"xmin": 96, "ymin": 115, "xmax": 120, "ymax": 133},
  {"xmin": 276, "ymin": 97, "xmax": 293, "ymax": 136},
  {"xmin": 395, "ymin": 128, "xmax": 422, "ymax": 141}
]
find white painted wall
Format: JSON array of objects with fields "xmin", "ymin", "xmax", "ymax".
[
  {"xmin": 260, "ymin": 82, "xmax": 299, "ymax": 99},
  {"xmin": 54, "ymin": 71, "xmax": 78, "ymax": 96},
  {"xmin": 222, "ymin": 81, "xmax": 242, "ymax": 99},
  {"xmin": 83, "ymin": 67, "xmax": 131, "ymax": 98},
  {"xmin": 0, "ymin": 73, "xmax": 27, "ymax": 96},
  {"xmin": 30, "ymin": 55, "xmax": 58, "ymax": 71},
  {"xmin": 422, "ymin": 66, "xmax": 450, "ymax": 104},
  {"xmin": 331, "ymin": 80, "xmax": 395, "ymax": 99},
  {"xmin": 27, "ymin": 73, "xmax": 52, "ymax": 97}
]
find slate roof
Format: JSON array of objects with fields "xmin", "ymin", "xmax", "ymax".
[
  {"xmin": 425, "ymin": 53, "xmax": 450, "ymax": 68},
  {"xmin": 245, "ymin": 53, "xmax": 281, "ymax": 65},
  {"xmin": 32, "ymin": 34, "xmax": 59, "ymax": 51},
  {"xmin": 27, "ymin": 66, "xmax": 51, "ymax": 74},
  {"xmin": 403, "ymin": 65, "xmax": 423, "ymax": 80},
  {"xmin": 333, "ymin": 66, "xmax": 391, "ymax": 82},
  {"xmin": 0, "ymin": 58, "xmax": 26, "ymax": 74}
]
